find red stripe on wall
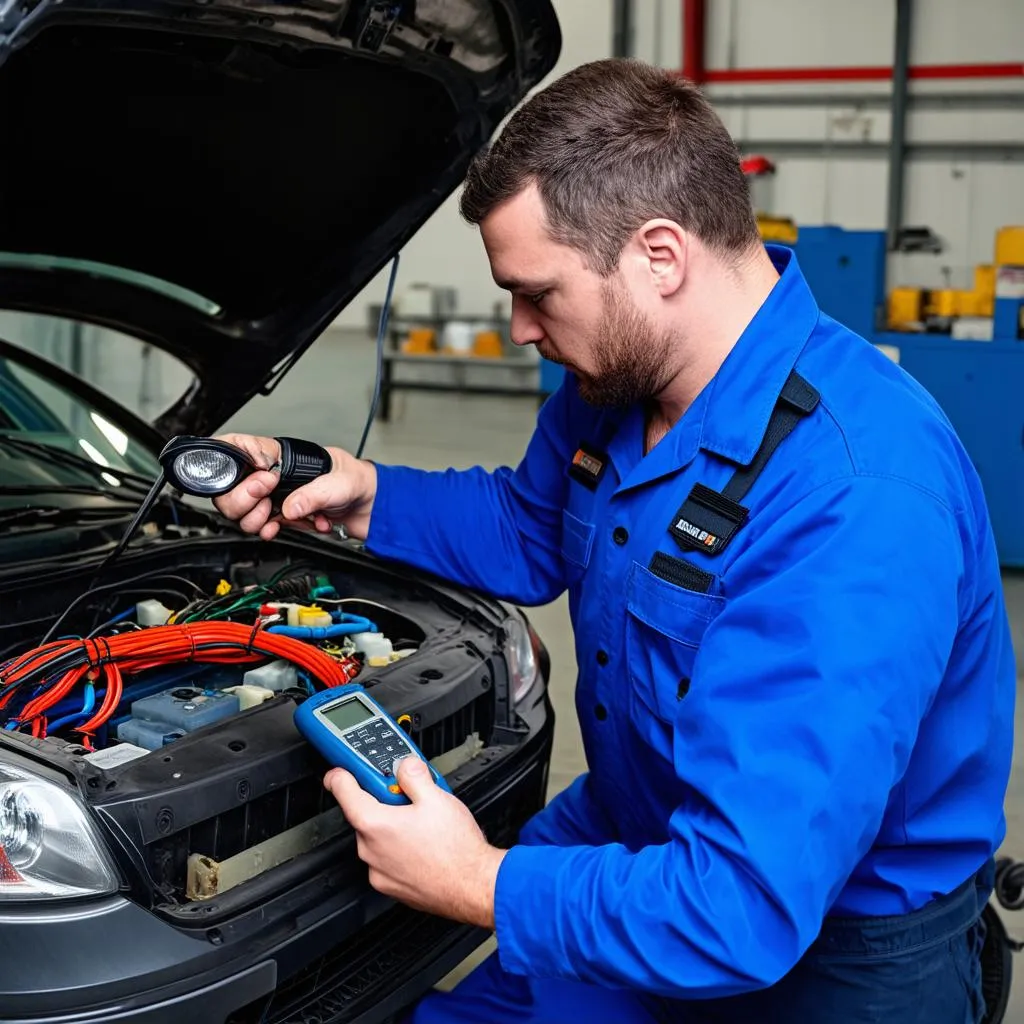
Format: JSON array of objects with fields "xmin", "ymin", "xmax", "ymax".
[{"xmin": 699, "ymin": 63, "xmax": 1024, "ymax": 84}]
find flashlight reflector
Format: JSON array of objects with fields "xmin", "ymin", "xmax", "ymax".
[{"xmin": 171, "ymin": 449, "xmax": 241, "ymax": 494}]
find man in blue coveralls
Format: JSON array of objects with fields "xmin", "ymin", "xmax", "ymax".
[{"xmin": 213, "ymin": 60, "xmax": 1016, "ymax": 1022}]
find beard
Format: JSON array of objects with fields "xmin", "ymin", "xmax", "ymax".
[{"xmin": 569, "ymin": 278, "xmax": 677, "ymax": 408}]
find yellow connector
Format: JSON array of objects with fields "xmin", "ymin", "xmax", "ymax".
[
  {"xmin": 297, "ymin": 605, "xmax": 332, "ymax": 628},
  {"xmin": 215, "ymin": 579, "xmax": 232, "ymax": 596}
]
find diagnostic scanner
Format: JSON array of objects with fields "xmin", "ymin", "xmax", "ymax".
[{"xmin": 293, "ymin": 684, "xmax": 451, "ymax": 804}]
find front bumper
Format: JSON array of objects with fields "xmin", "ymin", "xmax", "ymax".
[{"xmin": 0, "ymin": 694, "xmax": 554, "ymax": 1024}]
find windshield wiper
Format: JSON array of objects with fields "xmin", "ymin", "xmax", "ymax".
[
  {"xmin": 0, "ymin": 435, "xmax": 155, "ymax": 495},
  {"xmin": 0, "ymin": 503, "xmax": 137, "ymax": 531}
]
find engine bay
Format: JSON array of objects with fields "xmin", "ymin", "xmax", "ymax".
[
  {"xmin": 0, "ymin": 560, "xmax": 430, "ymax": 761},
  {"xmin": 0, "ymin": 545, "xmax": 526, "ymax": 909}
]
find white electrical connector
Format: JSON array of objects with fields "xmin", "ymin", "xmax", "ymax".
[
  {"xmin": 224, "ymin": 684, "xmax": 276, "ymax": 710},
  {"xmin": 242, "ymin": 660, "xmax": 299, "ymax": 692},
  {"xmin": 136, "ymin": 599, "xmax": 173, "ymax": 627},
  {"xmin": 350, "ymin": 632, "xmax": 394, "ymax": 662}
]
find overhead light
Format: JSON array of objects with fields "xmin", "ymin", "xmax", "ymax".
[
  {"xmin": 78, "ymin": 439, "xmax": 110, "ymax": 467},
  {"xmin": 89, "ymin": 413, "xmax": 128, "ymax": 456}
]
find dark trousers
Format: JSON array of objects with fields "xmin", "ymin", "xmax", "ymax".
[{"xmin": 407, "ymin": 861, "xmax": 993, "ymax": 1023}]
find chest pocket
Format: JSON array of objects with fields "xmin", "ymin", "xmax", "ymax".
[
  {"xmin": 561, "ymin": 508, "xmax": 596, "ymax": 587},
  {"xmin": 625, "ymin": 559, "xmax": 726, "ymax": 725}
]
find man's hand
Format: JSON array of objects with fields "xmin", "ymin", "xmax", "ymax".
[
  {"xmin": 209, "ymin": 433, "xmax": 378, "ymax": 542},
  {"xmin": 324, "ymin": 757, "xmax": 507, "ymax": 929}
]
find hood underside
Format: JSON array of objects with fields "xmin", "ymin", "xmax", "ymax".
[{"xmin": 0, "ymin": 0, "xmax": 560, "ymax": 433}]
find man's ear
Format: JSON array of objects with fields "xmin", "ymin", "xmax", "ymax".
[{"xmin": 632, "ymin": 219, "xmax": 688, "ymax": 298}]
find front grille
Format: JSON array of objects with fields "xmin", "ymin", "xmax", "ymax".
[
  {"xmin": 411, "ymin": 692, "xmax": 494, "ymax": 761},
  {"xmin": 228, "ymin": 757, "xmax": 546, "ymax": 1024},
  {"xmin": 145, "ymin": 692, "xmax": 496, "ymax": 902},
  {"xmin": 146, "ymin": 778, "xmax": 336, "ymax": 901},
  {"xmin": 229, "ymin": 905, "xmax": 471, "ymax": 1024}
]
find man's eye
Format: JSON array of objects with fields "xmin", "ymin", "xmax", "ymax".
[{"xmin": 527, "ymin": 292, "xmax": 547, "ymax": 306}]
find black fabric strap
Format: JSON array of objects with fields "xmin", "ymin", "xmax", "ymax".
[
  {"xmin": 721, "ymin": 371, "xmax": 820, "ymax": 504},
  {"xmin": 649, "ymin": 552, "xmax": 715, "ymax": 594},
  {"xmin": 666, "ymin": 370, "xmax": 820, "ymax": 559}
]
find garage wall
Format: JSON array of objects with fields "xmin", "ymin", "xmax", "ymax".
[
  {"xmin": 633, "ymin": 0, "xmax": 1024, "ymax": 293},
  {"xmin": 340, "ymin": 0, "xmax": 1024, "ymax": 324},
  {"xmin": 7, "ymin": 2, "xmax": 1019, "ymax": 411},
  {"xmin": 330, "ymin": 0, "xmax": 616, "ymax": 328}
]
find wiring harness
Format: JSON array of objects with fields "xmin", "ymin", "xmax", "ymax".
[{"xmin": 0, "ymin": 622, "xmax": 358, "ymax": 749}]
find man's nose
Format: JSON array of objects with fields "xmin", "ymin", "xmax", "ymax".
[{"xmin": 509, "ymin": 297, "xmax": 545, "ymax": 347}]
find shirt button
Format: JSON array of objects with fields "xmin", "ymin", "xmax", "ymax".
[
  {"xmin": 595, "ymin": 704, "xmax": 608, "ymax": 721},
  {"xmin": 596, "ymin": 649, "xmax": 609, "ymax": 666},
  {"xmin": 613, "ymin": 526, "xmax": 629, "ymax": 545}
]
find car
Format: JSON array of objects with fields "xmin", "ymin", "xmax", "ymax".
[{"xmin": 0, "ymin": 1, "xmax": 561, "ymax": 1021}]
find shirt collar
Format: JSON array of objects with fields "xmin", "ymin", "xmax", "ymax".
[{"xmin": 698, "ymin": 244, "xmax": 820, "ymax": 466}]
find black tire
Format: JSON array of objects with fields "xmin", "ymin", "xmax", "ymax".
[{"xmin": 981, "ymin": 903, "xmax": 1013, "ymax": 1024}]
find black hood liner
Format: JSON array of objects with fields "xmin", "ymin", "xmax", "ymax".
[
  {"xmin": 0, "ymin": 1, "xmax": 560, "ymax": 433},
  {"xmin": 2, "ymin": 27, "xmax": 464, "ymax": 322}
]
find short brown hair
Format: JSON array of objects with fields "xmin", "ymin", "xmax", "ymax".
[{"xmin": 460, "ymin": 58, "xmax": 760, "ymax": 273}]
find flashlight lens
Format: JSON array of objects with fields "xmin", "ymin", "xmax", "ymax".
[{"xmin": 172, "ymin": 450, "xmax": 239, "ymax": 494}]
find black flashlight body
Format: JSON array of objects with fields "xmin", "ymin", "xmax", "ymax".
[{"xmin": 158, "ymin": 435, "xmax": 333, "ymax": 498}]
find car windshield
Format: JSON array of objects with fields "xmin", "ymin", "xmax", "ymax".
[{"xmin": 0, "ymin": 324, "xmax": 162, "ymax": 491}]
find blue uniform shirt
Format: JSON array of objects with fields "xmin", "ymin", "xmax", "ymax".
[{"xmin": 366, "ymin": 245, "xmax": 1016, "ymax": 999}]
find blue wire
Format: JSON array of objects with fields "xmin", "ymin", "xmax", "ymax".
[
  {"xmin": 355, "ymin": 253, "xmax": 400, "ymax": 460},
  {"xmin": 267, "ymin": 617, "xmax": 376, "ymax": 641},
  {"xmin": 27, "ymin": 681, "xmax": 96, "ymax": 735}
]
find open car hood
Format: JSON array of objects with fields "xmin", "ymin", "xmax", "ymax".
[{"xmin": 0, "ymin": 0, "xmax": 559, "ymax": 435}]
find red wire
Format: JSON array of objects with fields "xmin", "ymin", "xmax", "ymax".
[{"xmin": 2, "ymin": 623, "xmax": 352, "ymax": 735}]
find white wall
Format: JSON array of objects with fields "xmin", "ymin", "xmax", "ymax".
[
  {"xmin": 341, "ymin": 0, "xmax": 1024, "ymax": 325},
  {"xmin": 633, "ymin": 0, "xmax": 1024, "ymax": 292},
  {"xmin": 332, "ymin": 0, "xmax": 616, "ymax": 329},
  {"xmin": 10, "ymin": 1, "xmax": 1019, "ymax": 417}
]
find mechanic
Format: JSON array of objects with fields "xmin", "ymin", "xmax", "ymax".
[{"xmin": 211, "ymin": 59, "xmax": 1016, "ymax": 1023}]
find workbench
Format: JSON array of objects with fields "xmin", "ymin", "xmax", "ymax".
[
  {"xmin": 377, "ymin": 350, "xmax": 547, "ymax": 421},
  {"xmin": 378, "ymin": 314, "xmax": 546, "ymax": 421}
]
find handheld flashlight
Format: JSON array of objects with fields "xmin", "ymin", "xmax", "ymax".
[
  {"xmin": 85, "ymin": 435, "xmax": 333, "ymax": 592},
  {"xmin": 158, "ymin": 436, "xmax": 333, "ymax": 498}
]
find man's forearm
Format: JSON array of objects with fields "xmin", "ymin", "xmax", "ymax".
[{"xmin": 365, "ymin": 463, "xmax": 567, "ymax": 605}]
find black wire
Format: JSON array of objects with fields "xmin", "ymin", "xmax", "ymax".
[
  {"xmin": 87, "ymin": 471, "xmax": 168, "ymax": 587},
  {"xmin": 40, "ymin": 569, "xmax": 204, "ymax": 646},
  {"xmin": 355, "ymin": 253, "xmax": 401, "ymax": 460}
]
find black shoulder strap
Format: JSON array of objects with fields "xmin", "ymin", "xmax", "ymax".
[
  {"xmin": 722, "ymin": 371, "xmax": 820, "ymax": 504},
  {"xmin": 666, "ymin": 370, "xmax": 820, "ymax": 558}
]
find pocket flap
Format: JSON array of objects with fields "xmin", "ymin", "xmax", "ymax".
[
  {"xmin": 627, "ymin": 560, "xmax": 726, "ymax": 648},
  {"xmin": 561, "ymin": 509, "xmax": 596, "ymax": 569}
]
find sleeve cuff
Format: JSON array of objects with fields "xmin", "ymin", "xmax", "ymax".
[
  {"xmin": 364, "ymin": 463, "xmax": 423, "ymax": 561},
  {"xmin": 494, "ymin": 843, "xmax": 578, "ymax": 980}
]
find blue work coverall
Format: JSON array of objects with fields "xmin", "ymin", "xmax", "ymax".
[{"xmin": 367, "ymin": 245, "xmax": 1016, "ymax": 1022}]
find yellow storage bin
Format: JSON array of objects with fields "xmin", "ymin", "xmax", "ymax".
[
  {"xmin": 472, "ymin": 330, "xmax": 503, "ymax": 358},
  {"xmin": 401, "ymin": 328, "xmax": 436, "ymax": 354},
  {"xmin": 888, "ymin": 287, "xmax": 923, "ymax": 328},
  {"xmin": 995, "ymin": 227, "xmax": 1024, "ymax": 267}
]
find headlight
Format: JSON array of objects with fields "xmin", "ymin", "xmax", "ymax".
[
  {"xmin": 0, "ymin": 764, "xmax": 119, "ymax": 901},
  {"xmin": 503, "ymin": 612, "xmax": 540, "ymax": 705}
]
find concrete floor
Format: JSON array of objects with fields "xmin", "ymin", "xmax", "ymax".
[{"xmin": 220, "ymin": 328, "xmax": 1024, "ymax": 1018}]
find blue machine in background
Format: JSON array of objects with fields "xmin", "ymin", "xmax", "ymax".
[
  {"xmin": 537, "ymin": 225, "xmax": 1023, "ymax": 567},
  {"xmin": 791, "ymin": 226, "xmax": 1023, "ymax": 569}
]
